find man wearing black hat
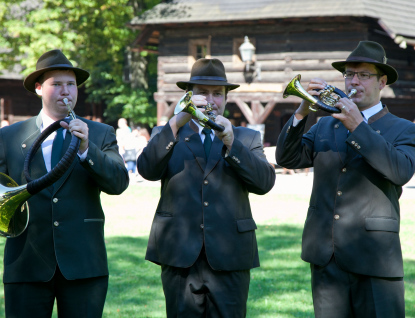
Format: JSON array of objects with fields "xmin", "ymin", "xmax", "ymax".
[
  {"xmin": 276, "ymin": 41, "xmax": 415, "ymax": 317},
  {"xmin": 0, "ymin": 50, "xmax": 129, "ymax": 317},
  {"xmin": 137, "ymin": 58, "xmax": 275, "ymax": 317}
]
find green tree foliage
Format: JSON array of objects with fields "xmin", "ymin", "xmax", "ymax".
[{"xmin": 0, "ymin": 0, "xmax": 161, "ymax": 126}]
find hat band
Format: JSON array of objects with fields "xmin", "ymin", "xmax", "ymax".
[
  {"xmin": 190, "ymin": 76, "xmax": 227, "ymax": 81},
  {"xmin": 346, "ymin": 56, "xmax": 383, "ymax": 64},
  {"xmin": 37, "ymin": 63, "xmax": 73, "ymax": 70}
]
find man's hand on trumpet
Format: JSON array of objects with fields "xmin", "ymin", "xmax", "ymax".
[
  {"xmin": 332, "ymin": 98, "xmax": 364, "ymax": 133},
  {"xmin": 294, "ymin": 78, "xmax": 328, "ymax": 120}
]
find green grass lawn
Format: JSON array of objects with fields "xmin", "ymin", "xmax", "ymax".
[{"xmin": 0, "ymin": 176, "xmax": 414, "ymax": 317}]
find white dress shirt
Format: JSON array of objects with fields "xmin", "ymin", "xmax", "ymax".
[{"xmin": 40, "ymin": 111, "xmax": 87, "ymax": 172}]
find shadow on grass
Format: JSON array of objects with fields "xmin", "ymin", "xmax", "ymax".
[
  {"xmin": 248, "ymin": 224, "xmax": 314, "ymax": 318},
  {"xmin": 104, "ymin": 236, "xmax": 166, "ymax": 317}
]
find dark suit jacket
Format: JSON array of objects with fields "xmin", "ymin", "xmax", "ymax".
[
  {"xmin": 0, "ymin": 114, "xmax": 129, "ymax": 283},
  {"xmin": 137, "ymin": 121, "xmax": 275, "ymax": 271},
  {"xmin": 276, "ymin": 106, "xmax": 415, "ymax": 278}
]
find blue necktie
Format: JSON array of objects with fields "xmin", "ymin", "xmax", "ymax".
[
  {"xmin": 202, "ymin": 128, "xmax": 212, "ymax": 158},
  {"xmin": 51, "ymin": 127, "xmax": 64, "ymax": 169}
]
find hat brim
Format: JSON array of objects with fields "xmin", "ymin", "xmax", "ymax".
[
  {"xmin": 176, "ymin": 80, "xmax": 240, "ymax": 91},
  {"xmin": 24, "ymin": 66, "xmax": 90, "ymax": 94},
  {"xmin": 332, "ymin": 60, "xmax": 398, "ymax": 85}
]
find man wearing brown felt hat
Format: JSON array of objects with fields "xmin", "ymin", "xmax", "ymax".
[
  {"xmin": 138, "ymin": 58, "xmax": 275, "ymax": 317},
  {"xmin": 0, "ymin": 49, "xmax": 129, "ymax": 317},
  {"xmin": 277, "ymin": 41, "xmax": 415, "ymax": 317}
]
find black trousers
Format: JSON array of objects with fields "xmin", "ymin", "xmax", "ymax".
[
  {"xmin": 4, "ymin": 266, "xmax": 108, "ymax": 318},
  {"xmin": 161, "ymin": 249, "xmax": 251, "ymax": 318},
  {"xmin": 310, "ymin": 256, "xmax": 405, "ymax": 318}
]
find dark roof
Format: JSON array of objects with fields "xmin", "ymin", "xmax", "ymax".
[{"xmin": 130, "ymin": 0, "xmax": 415, "ymax": 43}]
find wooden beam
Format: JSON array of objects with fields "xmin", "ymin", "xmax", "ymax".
[{"xmin": 234, "ymin": 98, "xmax": 254, "ymax": 124}]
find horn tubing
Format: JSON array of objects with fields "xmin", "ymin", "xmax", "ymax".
[
  {"xmin": 283, "ymin": 74, "xmax": 351, "ymax": 114},
  {"xmin": 24, "ymin": 119, "xmax": 81, "ymax": 195}
]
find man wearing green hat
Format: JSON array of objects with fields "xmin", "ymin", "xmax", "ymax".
[
  {"xmin": 277, "ymin": 41, "xmax": 415, "ymax": 317},
  {"xmin": 138, "ymin": 58, "xmax": 275, "ymax": 317},
  {"xmin": 0, "ymin": 49, "xmax": 129, "ymax": 317}
]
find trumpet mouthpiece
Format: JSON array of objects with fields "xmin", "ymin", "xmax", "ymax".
[
  {"xmin": 348, "ymin": 89, "xmax": 357, "ymax": 98},
  {"xmin": 63, "ymin": 98, "xmax": 69, "ymax": 106}
]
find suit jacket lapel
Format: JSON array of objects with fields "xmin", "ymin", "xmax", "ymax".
[
  {"xmin": 180, "ymin": 123, "xmax": 207, "ymax": 171},
  {"xmin": 21, "ymin": 116, "xmax": 47, "ymax": 183}
]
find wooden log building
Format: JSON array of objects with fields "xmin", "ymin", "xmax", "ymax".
[{"xmin": 128, "ymin": 0, "xmax": 415, "ymax": 146}]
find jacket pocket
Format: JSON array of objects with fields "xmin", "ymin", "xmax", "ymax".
[
  {"xmin": 237, "ymin": 218, "xmax": 257, "ymax": 233},
  {"xmin": 84, "ymin": 219, "xmax": 105, "ymax": 223},
  {"xmin": 365, "ymin": 217, "xmax": 399, "ymax": 233}
]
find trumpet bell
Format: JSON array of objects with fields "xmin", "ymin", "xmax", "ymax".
[
  {"xmin": 0, "ymin": 173, "xmax": 29, "ymax": 238},
  {"xmin": 283, "ymin": 74, "xmax": 319, "ymax": 105},
  {"xmin": 174, "ymin": 92, "xmax": 225, "ymax": 132},
  {"xmin": 283, "ymin": 74, "xmax": 346, "ymax": 114}
]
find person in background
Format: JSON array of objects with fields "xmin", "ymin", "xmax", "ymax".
[
  {"xmin": 276, "ymin": 41, "xmax": 415, "ymax": 318},
  {"xmin": 0, "ymin": 49, "xmax": 129, "ymax": 317},
  {"xmin": 137, "ymin": 58, "xmax": 275, "ymax": 317}
]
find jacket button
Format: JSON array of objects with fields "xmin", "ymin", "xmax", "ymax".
[
  {"xmin": 334, "ymin": 215, "xmax": 340, "ymax": 220},
  {"xmin": 337, "ymin": 191, "xmax": 342, "ymax": 196},
  {"xmin": 185, "ymin": 137, "xmax": 190, "ymax": 142},
  {"xmin": 334, "ymin": 124, "xmax": 339, "ymax": 129},
  {"xmin": 53, "ymin": 198, "xmax": 58, "ymax": 203},
  {"xmin": 342, "ymin": 168, "xmax": 347, "ymax": 173},
  {"xmin": 54, "ymin": 221, "xmax": 59, "ymax": 227},
  {"xmin": 204, "ymin": 202, "xmax": 209, "ymax": 207},
  {"xmin": 200, "ymin": 224, "xmax": 204, "ymax": 229},
  {"xmin": 204, "ymin": 180, "xmax": 209, "ymax": 185},
  {"xmin": 22, "ymin": 144, "xmax": 27, "ymax": 148}
]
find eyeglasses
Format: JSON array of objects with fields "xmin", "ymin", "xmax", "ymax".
[{"xmin": 343, "ymin": 71, "xmax": 380, "ymax": 80}]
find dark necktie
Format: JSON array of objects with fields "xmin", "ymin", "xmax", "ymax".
[
  {"xmin": 51, "ymin": 127, "xmax": 64, "ymax": 169},
  {"xmin": 202, "ymin": 128, "xmax": 212, "ymax": 158}
]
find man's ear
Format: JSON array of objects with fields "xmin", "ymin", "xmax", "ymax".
[
  {"xmin": 379, "ymin": 75, "xmax": 387, "ymax": 91},
  {"xmin": 34, "ymin": 82, "xmax": 42, "ymax": 96}
]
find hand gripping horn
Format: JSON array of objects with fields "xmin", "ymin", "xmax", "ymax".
[
  {"xmin": 0, "ymin": 98, "xmax": 80, "ymax": 237},
  {"xmin": 283, "ymin": 74, "xmax": 356, "ymax": 113},
  {"xmin": 174, "ymin": 91, "xmax": 225, "ymax": 132}
]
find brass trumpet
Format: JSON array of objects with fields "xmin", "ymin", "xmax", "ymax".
[
  {"xmin": 0, "ymin": 99, "xmax": 80, "ymax": 237},
  {"xmin": 174, "ymin": 91, "xmax": 225, "ymax": 132},
  {"xmin": 283, "ymin": 74, "xmax": 356, "ymax": 113}
]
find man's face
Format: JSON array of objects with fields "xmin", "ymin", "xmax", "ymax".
[
  {"xmin": 344, "ymin": 62, "xmax": 387, "ymax": 111},
  {"xmin": 35, "ymin": 69, "xmax": 78, "ymax": 121},
  {"xmin": 192, "ymin": 85, "xmax": 227, "ymax": 116}
]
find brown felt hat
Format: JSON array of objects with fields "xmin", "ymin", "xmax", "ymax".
[
  {"xmin": 176, "ymin": 58, "xmax": 239, "ymax": 90},
  {"xmin": 332, "ymin": 41, "xmax": 398, "ymax": 85},
  {"xmin": 23, "ymin": 49, "xmax": 90, "ymax": 94}
]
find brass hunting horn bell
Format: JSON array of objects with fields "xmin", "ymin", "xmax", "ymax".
[
  {"xmin": 283, "ymin": 74, "xmax": 356, "ymax": 113},
  {"xmin": 174, "ymin": 91, "xmax": 225, "ymax": 132}
]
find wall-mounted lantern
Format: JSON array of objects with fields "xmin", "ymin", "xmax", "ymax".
[{"xmin": 239, "ymin": 36, "xmax": 261, "ymax": 82}]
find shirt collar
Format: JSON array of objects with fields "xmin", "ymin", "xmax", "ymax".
[
  {"xmin": 192, "ymin": 119, "xmax": 213, "ymax": 136},
  {"xmin": 361, "ymin": 102, "xmax": 383, "ymax": 123},
  {"xmin": 40, "ymin": 110, "xmax": 57, "ymax": 132}
]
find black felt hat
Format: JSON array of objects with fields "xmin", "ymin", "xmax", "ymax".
[
  {"xmin": 176, "ymin": 58, "xmax": 240, "ymax": 91},
  {"xmin": 332, "ymin": 41, "xmax": 398, "ymax": 85},
  {"xmin": 23, "ymin": 49, "xmax": 90, "ymax": 94}
]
